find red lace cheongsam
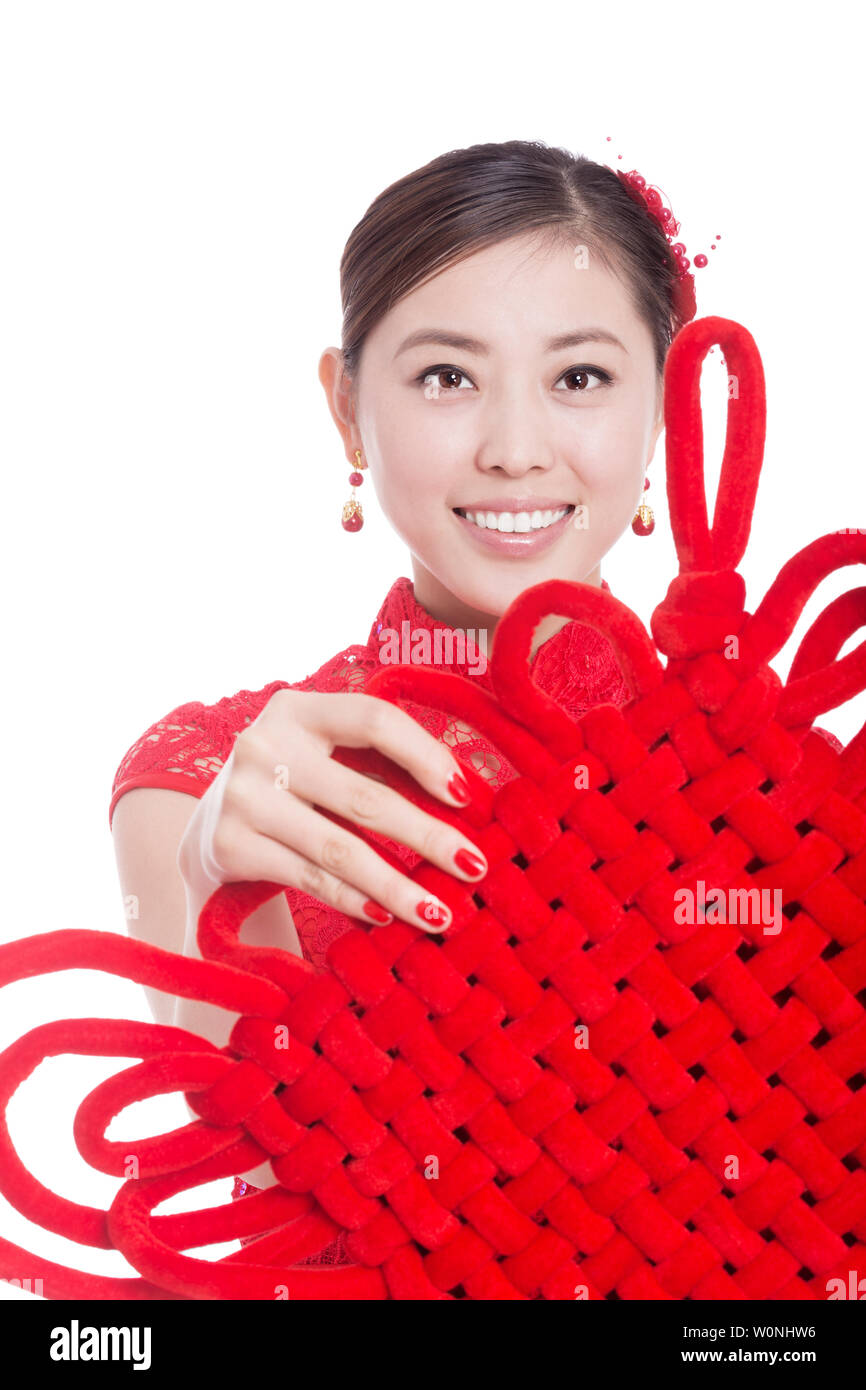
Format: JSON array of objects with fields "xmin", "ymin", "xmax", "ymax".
[{"xmin": 108, "ymin": 573, "xmax": 841, "ymax": 1266}]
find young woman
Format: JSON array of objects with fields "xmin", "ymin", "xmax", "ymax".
[{"xmin": 109, "ymin": 139, "xmax": 692, "ymax": 1266}]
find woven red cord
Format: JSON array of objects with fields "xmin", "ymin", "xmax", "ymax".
[{"xmin": 1, "ymin": 316, "xmax": 865, "ymax": 1300}]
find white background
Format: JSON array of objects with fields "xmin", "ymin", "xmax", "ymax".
[{"xmin": 1, "ymin": 0, "xmax": 864, "ymax": 1296}]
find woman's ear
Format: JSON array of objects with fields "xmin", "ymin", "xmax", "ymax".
[
  {"xmin": 648, "ymin": 404, "xmax": 664, "ymax": 465},
  {"xmin": 318, "ymin": 346, "xmax": 360, "ymax": 461}
]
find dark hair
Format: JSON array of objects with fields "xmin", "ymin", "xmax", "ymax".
[{"xmin": 340, "ymin": 139, "xmax": 687, "ymax": 387}]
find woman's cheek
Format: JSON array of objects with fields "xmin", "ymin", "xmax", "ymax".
[
  {"xmin": 373, "ymin": 475, "xmax": 442, "ymax": 547},
  {"xmin": 583, "ymin": 424, "xmax": 648, "ymax": 497}
]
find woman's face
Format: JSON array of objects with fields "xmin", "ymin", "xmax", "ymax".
[{"xmin": 321, "ymin": 230, "xmax": 664, "ymax": 627}]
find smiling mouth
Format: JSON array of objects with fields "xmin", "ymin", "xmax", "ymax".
[{"xmin": 453, "ymin": 504, "xmax": 575, "ymax": 533}]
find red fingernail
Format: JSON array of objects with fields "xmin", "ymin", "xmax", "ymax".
[
  {"xmin": 448, "ymin": 771, "xmax": 472, "ymax": 805},
  {"xmin": 415, "ymin": 897, "xmax": 451, "ymax": 929},
  {"xmin": 453, "ymin": 847, "xmax": 487, "ymax": 878},
  {"xmin": 362, "ymin": 899, "xmax": 393, "ymax": 924}
]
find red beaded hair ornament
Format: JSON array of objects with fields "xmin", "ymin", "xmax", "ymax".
[{"xmin": 608, "ymin": 156, "xmax": 715, "ymax": 539}]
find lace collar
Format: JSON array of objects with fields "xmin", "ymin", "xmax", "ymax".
[{"xmin": 364, "ymin": 575, "xmax": 630, "ymax": 714}]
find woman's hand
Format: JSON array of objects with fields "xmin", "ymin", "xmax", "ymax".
[{"xmin": 177, "ymin": 688, "xmax": 487, "ymax": 935}]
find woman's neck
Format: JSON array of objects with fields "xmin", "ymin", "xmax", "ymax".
[{"xmin": 410, "ymin": 558, "xmax": 602, "ymax": 660}]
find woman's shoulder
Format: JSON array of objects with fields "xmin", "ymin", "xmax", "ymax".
[
  {"xmin": 108, "ymin": 641, "xmax": 377, "ymax": 827},
  {"xmin": 108, "ymin": 677, "xmax": 288, "ymax": 825}
]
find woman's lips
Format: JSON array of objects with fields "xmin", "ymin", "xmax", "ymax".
[{"xmin": 452, "ymin": 505, "xmax": 575, "ymax": 554}]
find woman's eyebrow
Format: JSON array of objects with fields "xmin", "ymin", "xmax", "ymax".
[{"xmin": 393, "ymin": 327, "xmax": 628, "ymax": 358}]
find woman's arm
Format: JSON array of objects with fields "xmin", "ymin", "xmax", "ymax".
[
  {"xmin": 111, "ymin": 785, "xmax": 300, "ymax": 1187},
  {"xmin": 111, "ymin": 787, "xmax": 201, "ymax": 1025}
]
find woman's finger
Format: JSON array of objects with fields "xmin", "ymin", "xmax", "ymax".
[
  {"xmin": 253, "ymin": 739, "xmax": 487, "ymax": 886},
  {"xmin": 254, "ymin": 795, "xmax": 457, "ymax": 932},
  {"xmin": 282, "ymin": 690, "xmax": 475, "ymax": 808},
  {"xmin": 212, "ymin": 820, "xmax": 451, "ymax": 934}
]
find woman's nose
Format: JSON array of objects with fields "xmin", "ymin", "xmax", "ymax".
[
  {"xmin": 474, "ymin": 395, "xmax": 558, "ymax": 476},
  {"xmin": 475, "ymin": 450, "xmax": 556, "ymax": 477}
]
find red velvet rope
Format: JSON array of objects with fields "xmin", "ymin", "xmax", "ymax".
[
  {"xmin": 1, "ymin": 317, "xmax": 864, "ymax": 1300},
  {"xmin": 663, "ymin": 314, "xmax": 767, "ymax": 574}
]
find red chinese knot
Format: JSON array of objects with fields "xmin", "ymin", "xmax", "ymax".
[{"xmin": 0, "ymin": 317, "xmax": 865, "ymax": 1300}]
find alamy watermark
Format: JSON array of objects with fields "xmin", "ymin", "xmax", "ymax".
[
  {"xmin": 674, "ymin": 879, "xmax": 782, "ymax": 934},
  {"xmin": 49, "ymin": 1320, "xmax": 151, "ymax": 1367},
  {"xmin": 378, "ymin": 620, "xmax": 488, "ymax": 676},
  {"xmin": 1, "ymin": 1276, "xmax": 44, "ymax": 1298}
]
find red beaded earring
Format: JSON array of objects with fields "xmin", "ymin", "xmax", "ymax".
[
  {"xmin": 341, "ymin": 448, "xmax": 367, "ymax": 532},
  {"xmin": 631, "ymin": 474, "xmax": 655, "ymax": 535}
]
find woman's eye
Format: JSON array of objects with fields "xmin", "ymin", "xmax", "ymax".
[
  {"xmin": 416, "ymin": 365, "xmax": 474, "ymax": 395},
  {"xmin": 555, "ymin": 366, "xmax": 613, "ymax": 392},
  {"xmin": 415, "ymin": 363, "xmax": 613, "ymax": 395}
]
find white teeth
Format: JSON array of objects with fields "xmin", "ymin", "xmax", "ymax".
[{"xmin": 459, "ymin": 506, "xmax": 570, "ymax": 532}]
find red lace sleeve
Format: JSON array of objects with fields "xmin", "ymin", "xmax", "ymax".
[{"xmin": 108, "ymin": 680, "xmax": 291, "ymax": 829}]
